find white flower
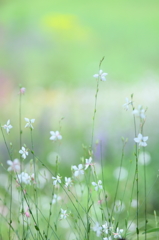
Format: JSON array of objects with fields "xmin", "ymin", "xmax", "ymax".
[
  {"xmin": 24, "ymin": 118, "xmax": 35, "ymax": 129},
  {"xmin": 7, "ymin": 159, "xmax": 20, "ymax": 172},
  {"xmin": 138, "ymin": 151, "xmax": 151, "ymax": 165},
  {"xmin": 52, "ymin": 194, "xmax": 61, "ymax": 204},
  {"xmin": 19, "ymin": 147, "xmax": 28, "ymax": 159},
  {"xmin": 132, "ymin": 105, "xmax": 146, "ymax": 119},
  {"xmin": 85, "ymin": 157, "xmax": 93, "ymax": 170},
  {"xmin": 113, "ymin": 200, "xmax": 125, "ymax": 213},
  {"xmin": 92, "ymin": 222, "xmax": 102, "ymax": 237},
  {"xmin": 134, "ymin": 133, "xmax": 148, "ymax": 147},
  {"xmin": 52, "ymin": 175, "xmax": 61, "ymax": 186},
  {"xmin": 131, "ymin": 199, "xmax": 138, "ymax": 208},
  {"xmin": 65, "ymin": 177, "xmax": 73, "ymax": 188},
  {"xmin": 92, "ymin": 180, "xmax": 103, "ymax": 191},
  {"xmin": 112, "ymin": 227, "xmax": 123, "ymax": 239},
  {"xmin": 93, "ymin": 70, "xmax": 108, "ymax": 81},
  {"xmin": 123, "ymin": 97, "xmax": 132, "ymax": 111},
  {"xmin": 17, "ymin": 172, "xmax": 31, "ymax": 185},
  {"xmin": 50, "ymin": 131, "xmax": 62, "ymax": 141},
  {"xmin": 71, "ymin": 164, "xmax": 84, "ymax": 177},
  {"xmin": 2, "ymin": 120, "xmax": 13, "ymax": 134},
  {"xmin": 103, "ymin": 237, "xmax": 112, "ymax": 240},
  {"xmin": 20, "ymin": 87, "xmax": 26, "ymax": 94},
  {"xmin": 102, "ymin": 221, "xmax": 112, "ymax": 234},
  {"xmin": 60, "ymin": 209, "xmax": 68, "ymax": 220}
]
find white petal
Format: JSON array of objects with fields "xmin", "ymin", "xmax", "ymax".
[
  {"xmin": 93, "ymin": 74, "xmax": 99, "ymax": 78},
  {"xmin": 137, "ymin": 133, "xmax": 143, "ymax": 140},
  {"xmin": 7, "ymin": 160, "xmax": 12, "ymax": 166},
  {"xmin": 7, "ymin": 120, "xmax": 10, "ymax": 125},
  {"xmin": 99, "ymin": 70, "xmax": 103, "ymax": 74},
  {"xmin": 143, "ymin": 136, "xmax": 148, "ymax": 141},
  {"xmin": 31, "ymin": 119, "xmax": 35, "ymax": 123},
  {"xmin": 25, "ymin": 118, "xmax": 29, "ymax": 122}
]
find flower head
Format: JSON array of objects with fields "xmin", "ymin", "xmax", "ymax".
[
  {"xmin": 17, "ymin": 172, "xmax": 31, "ymax": 185},
  {"xmin": 60, "ymin": 209, "xmax": 68, "ymax": 220},
  {"xmin": 19, "ymin": 147, "xmax": 28, "ymax": 159},
  {"xmin": 52, "ymin": 194, "xmax": 61, "ymax": 204},
  {"xmin": 7, "ymin": 159, "xmax": 20, "ymax": 172},
  {"xmin": 52, "ymin": 175, "xmax": 62, "ymax": 186},
  {"xmin": 112, "ymin": 227, "xmax": 123, "ymax": 239},
  {"xmin": 85, "ymin": 157, "xmax": 93, "ymax": 170},
  {"xmin": 92, "ymin": 180, "xmax": 103, "ymax": 191},
  {"xmin": 2, "ymin": 120, "xmax": 13, "ymax": 134},
  {"xmin": 24, "ymin": 118, "xmax": 35, "ymax": 129},
  {"xmin": 132, "ymin": 105, "xmax": 146, "ymax": 119},
  {"xmin": 134, "ymin": 133, "xmax": 148, "ymax": 147},
  {"xmin": 50, "ymin": 131, "xmax": 62, "ymax": 141},
  {"xmin": 65, "ymin": 177, "xmax": 73, "ymax": 188},
  {"xmin": 71, "ymin": 164, "xmax": 84, "ymax": 177},
  {"xmin": 123, "ymin": 97, "xmax": 132, "ymax": 111},
  {"xmin": 20, "ymin": 87, "xmax": 26, "ymax": 94},
  {"xmin": 93, "ymin": 70, "xmax": 108, "ymax": 81},
  {"xmin": 92, "ymin": 222, "xmax": 102, "ymax": 237}
]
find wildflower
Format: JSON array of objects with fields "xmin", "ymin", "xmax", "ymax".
[
  {"xmin": 24, "ymin": 208, "xmax": 30, "ymax": 218},
  {"xmin": 131, "ymin": 199, "xmax": 138, "ymax": 208},
  {"xmin": 20, "ymin": 87, "xmax": 26, "ymax": 94},
  {"xmin": 65, "ymin": 177, "xmax": 73, "ymax": 188},
  {"xmin": 7, "ymin": 159, "xmax": 20, "ymax": 172},
  {"xmin": 50, "ymin": 131, "xmax": 62, "ymax": 141},
  {"xmin": 2, "ymin": 120, "xmax": 13, "ymax": 134},
  {"xmin": 24, "ymin": 118, "xmax": 35, "ymax": 129},
  {"xmin": 52, "ymin": 194, "xmax": 61, "ymax": 204},
  {"xmin": 132, "ymin": 105, "xmax": 146, "ymax": 119},
  {"xmin": 19, "ymin": 147, "xmax": 28, "ymax": 159},
  {"xmin": 52, "ymin": 175, "xmax": 62, "ymax": 186},
  {"xmin": 60, "ymin": 209, "xmax": 68, "ymax": 220},
  {"xmin": 17, "ymin": 172, "xmax": 31, "ymax": 185},
  {"xmin": 92, "ymin": 180, "xmax": 103, "ymax": 191},
  {"xmin": 93, "ymin": 70, "xmax": 108, "ymax": 81},
  {"xmin": 92, "ymin": 222, "xmax": 102, "ymax": 237},
  {"xmin": 123, "ymin": 97, "xmax": 132, "ymax": 111},
  {"xmin": 85, "ymin": 157, "xmax": 93, "ymax": 170},
  {"xmin": 113, "ymin": 200, "xmax": 125, "ymax": 213},
  {"xmin": 134, "ymin": 133, "xmax": 148, "ymax": 147},
  {"xmin": 112, "ymin": 227, "xmax": 123, "ymax": 239},
  {"xmin": 71, "ymin": 164, "xmax": 84, "ymax": 177},
  {"xmin": 102, "ymin": 221, "xmax": 112, "ymax": 234}
]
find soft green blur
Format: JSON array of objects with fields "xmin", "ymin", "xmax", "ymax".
[{"xmin": 0, "ymin": 0, "xmax": 159, "ymax": 233}]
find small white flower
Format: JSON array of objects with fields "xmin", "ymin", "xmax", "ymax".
[
  {"xmin": 85, "ymin": 157, "xmax": 93, "ymax": 170},
  {"xmin": 102, "ymin": 221, "xmax": 112, "ymax": 234},
  {"xmin": 50, "ymin": 131, "xmax": 62, "ymax": 141},
  {"xmin": 131, "ymin": 199, "xmax": 138, "ymax": 208},
  {"xmin": 52, "ymin": 194, "xmax": 61, "ymax": 204},
  {"xmin": 93, "ymin": 70, "xmax": 108, "ymax": 81},
  {"xmin": 132, "ymin": 105, "xmax": 146, "ymax": 119},
  {"xmin": 65, "ymin": 177, "xmax": 73, "ymax": 188},
  {"xmin": 113, "ymin": 200, "xmax": 125, "ymax": 213},
  {"xmin": 134, "ymin": 133, "xmax": 148, "ymax": 147},
  {"xmin": 92, "ymin": 222, "xmax": 102, "ymax": 237},
  {"xmin": 17, "ymin": 172, "xmax": 31, "ymax": 185},
  {"xmin": 60, "ymin": 209, "xmax": 68, "ymax": 220},
  {"xmin": 2, "ymin": 120, "xmax": 13, "ymax": 134},
  {"xmin": 20, "ymin": 87, "xmax": 26, "ymax": 94},
  {"xmin": 123, "ymin": 97, "xmax": 132, "ymax": 111},
  {"xmin": 24, "ymin": 118, "xmax": 35, "ymax": 129},
  {"xmin": 71, "ymin": 164, "xmax": 84, "ymax": 177},
  {"xmin": 113, "ymin": 227, "xmax": 123, "ymax": 239},
  {"xmin": 92, "ymin": 180, "xmax": 103, "ymax": 191},
  {"xmin": 52, "ymin": 175, "xmax": 61, "ymax": 186},
  {"xmin": 7, "ymin": 159, "xmax": 20, "ymax": 172},
  {"xmin": 19, "ymin": 147, "xmax": 28, "ymax": 159}
]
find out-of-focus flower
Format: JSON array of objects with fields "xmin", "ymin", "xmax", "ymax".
[
  {"xmin": 92, "ymin": 222, "xmax": 102, "ymax": 237},
  {"xmin": 17, "ymin": 172, "xmax": 31, "ymax": 185},
  {"xmin": 113, "ymin": 167, "xmax": 128, "ymax": 181},
  {"xmin": 65, "ymin": 177, "xmax": 73, "ymax": 188},
  {"xmin": 19, "ymin": 147, "xmax": 28, "ymax": 159},
  {"xmin": 134, "ymin": 133, "xmax": 148, "ymax": 147},
  {"xmin": 112, "ymin": 228, "xmax": 123, "ymax": 239},
  {"xmin": 113, "ymin": 200, "xmax": 125, "ymax": 213},
  {"xmin": 71, "ymin": 164, "xmax": 84, "ymax": 177},
  {"xmin": 52, "ymin": 175, "xmax": 61, "ymax": 186},
  {"xmin": 93, "ymin": 70, "xmax": 108, "ymax": 81},
  {"xmin": 2, "ymin": 120, "xmax": 13, "ymax": 134},
  {"xmin": 138, "ymin": 151, "xmax": 151, "ymax": 165},
  {"xmin": 92, "ymin": 180, "xmax": 103, "ymax": 191},
  {"xmin": 52, "ymin": 194, "xmax": 61, "ymax": 204},
  {"xmin": 7, "ymin": 159, "xmax": 20, "ymax": 172},
  {"xmin": 131, "ymin": 199, "xmax": 138, "ymax": 208},
  {"xmin": 50, "ymin": 131, "xmax": 62, "ymax": 141},
  {"xmin": 24, "ymin": 208, "xmax": 30, "ymax": 218},
  {"xmin": 123, "ymin": 97, "xmax": 132, "ymax": 111},
  {"xmin": 24, "ymin": 118, "xmax": 35, "ymax": 129},
  {"xmin": 132, "ymin": 105, "xmax": 146, "ymax": 119},
  {"xmin": 103, "ymin": 237, "xmax": 112, "ymax": 240},
  {"xmin": 60, "ymin": 209, "xmax": 68, "ymax": 220},
  {"xmin": 85, "ymin": 157, "xmax": 94, "ymax": 170},
  {"xmin": 20, "ymin": 87, "xmax": 26, "ymax": 94},
  {"xmin": 127, "ymin": 221, "xmax": 136, "ymax": 232}
]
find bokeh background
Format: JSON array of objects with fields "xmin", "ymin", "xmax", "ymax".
[{"xmin": 1, "ymin": 0, "xmax": 159, "ymax": 224}]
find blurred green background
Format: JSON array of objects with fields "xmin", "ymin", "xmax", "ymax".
[{"xmin": 1, "ymin": 0, "xmax": 159, "ymax": 225}]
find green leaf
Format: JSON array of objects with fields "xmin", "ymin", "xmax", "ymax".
[{"xmin": 143, "ymin": 228, "xmax": 159, "ymax": 234}]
